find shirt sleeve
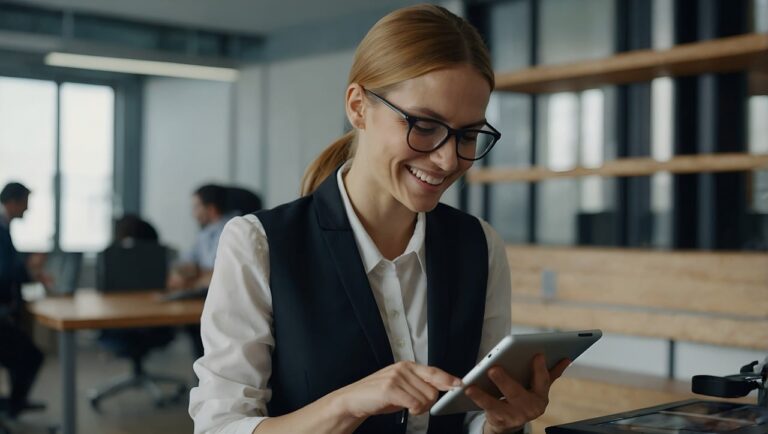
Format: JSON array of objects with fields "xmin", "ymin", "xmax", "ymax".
[
  {"xmin": 464, "ymin": 219, "xmax": 513, "ymax": 434},
  {"xmin": 189, "ymin": 215, "xmax": 274, "ymax": 434}
]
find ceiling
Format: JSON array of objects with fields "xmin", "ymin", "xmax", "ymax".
[{"xmin": 21, "ymin": 0, "xmax": 423, "ymax": 35}]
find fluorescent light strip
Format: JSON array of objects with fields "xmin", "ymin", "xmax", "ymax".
[{"xmin": 45, "ymin": 52, "xmax": 239, "ymax": 82}]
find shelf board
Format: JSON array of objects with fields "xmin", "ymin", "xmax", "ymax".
[
  {"xmin": 466, "ymin": 152, "xmax": 768, "ymax": 184},
  {"xmin": 495, "ymin": 32, "xmax": 768, "ymax": 94}
]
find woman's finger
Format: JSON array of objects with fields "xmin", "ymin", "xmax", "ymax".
[
  {"xmin": 549, "ymin": 358, "xmax": 571, "ymax": 382},
  {"xmin": 530, "ymin": 354, "xmax": 552, "ymax": 397},
  {"xmin": 410, "ymin": 363, "xmax": 462, "ymax": 391},
  {"xmin": 389, "ymin": 367, "xmax": 438, "ymax": 413},
  {"xmin": 464, "ymin": 385, "xmax": 509, "ymax": 415},
  {"xmin": 464, "ymin": 386, "xmax": 525, "ymax": 428},
  {"xmin": 487, "ymin": 366, "xmax": 526, "ymax": 402},
  {"xmin": 397, "ymin": 366, "xmax": 442, "ymax": 407}
]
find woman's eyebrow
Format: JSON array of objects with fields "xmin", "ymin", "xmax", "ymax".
[{"xmin": 409, "ymin": 105, "xmax": 487, "ymax": 129}]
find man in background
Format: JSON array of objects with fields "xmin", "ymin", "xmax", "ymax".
[
  {"xmin": 167, "ymin": 184, "xmax": 239, "ymax": 291},
  {"xmin": 167, "ymin": 184, "xmax": 240, "ymax": 359},
  {"xmin": 0, "ymin": 182, "xmax": 44, "ymax": 418}
]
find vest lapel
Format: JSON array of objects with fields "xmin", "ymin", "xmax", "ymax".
[{"xmin": 313, "ymin": 172, "xmax": 395, "ymax": 369}]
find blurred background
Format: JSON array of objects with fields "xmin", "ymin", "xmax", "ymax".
[{"xmin": 0, "ymin": 0, "xmax": 766, "ymax": 433}]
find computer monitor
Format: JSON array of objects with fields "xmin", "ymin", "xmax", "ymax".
[{"xmin": 96, "ymin": 241, "xmax": 168, "ymax": 292}]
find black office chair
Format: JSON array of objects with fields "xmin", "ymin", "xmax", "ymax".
[
  {"xmin": 89, "ymin": 327, "xmax": 185, "ymax": 410},
  {"xmin": 88, "ymin": 239, "xmax": 186, "ymax": 411}
]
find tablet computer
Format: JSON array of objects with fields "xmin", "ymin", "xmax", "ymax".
[{"xmin": 430, "ymin": 329, "xmax": 602, "ymax": 416}]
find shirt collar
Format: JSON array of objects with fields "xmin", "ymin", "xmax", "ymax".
[{"xmin": 336, "ymin": 161, "xmax": 426, "ymax": 274}]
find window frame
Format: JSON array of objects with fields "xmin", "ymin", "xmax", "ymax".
[{"xmin": 0, "ymin": 64, "xmax": 141, "ymax": 252}]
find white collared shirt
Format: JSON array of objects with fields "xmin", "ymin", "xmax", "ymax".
[{"xmin": 189, "ymin": 165, "xmax": 512, "ymax": 434}]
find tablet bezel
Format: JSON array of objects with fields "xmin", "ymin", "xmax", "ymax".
[{"xmin": 430, "ymin": 329, "xmax": 602, "ymax": 416}]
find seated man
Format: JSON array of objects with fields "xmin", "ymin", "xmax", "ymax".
[
  {"xmin": 167, "ymin": 184, "xmax": 238, "ymax": 291},
  {"xmin": 167, "ymin": 185, "xmax": 241, "ymax": 358},
  {"xmin": 0, "ymin": 182, "xmax": 45, "ymax": 418}
]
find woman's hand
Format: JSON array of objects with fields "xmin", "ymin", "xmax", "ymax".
[
  {"xmin": 331, "ymin": 361, "xmax": 462, "ymax": 420},
  {"xmin": 255, "ymin": 361, "xmax": 461, "ymax": 434},
  {"xmin": 465, "ymin": 354, "xmax": 570, "ymax": 434}
]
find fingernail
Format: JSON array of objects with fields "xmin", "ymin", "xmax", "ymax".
[{"xmin": 453, "ymin": 378, "xmax": 462, "ymax": 386}]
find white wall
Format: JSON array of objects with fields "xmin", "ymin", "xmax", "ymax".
[
  {"xmin": 139, "ymin": 52, "xmax": 355, "ymax": 251},
  {"xmin": 141, "ymin": 78, "xmax": 233, "ymax": 253},
  {"xmin": 263, "ymin": 50, "xmax": 354, "ymax": 205},
  {"xmin": 233, "ymin": 66, "xmax": 266, "ymax": 193}
]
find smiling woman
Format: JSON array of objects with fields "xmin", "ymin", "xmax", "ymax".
[{"xmin": 189, "ymin": 5, "xmax": 564, "ymax": 434}]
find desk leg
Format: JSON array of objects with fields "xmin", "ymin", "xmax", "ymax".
[{"xmin": 59, "ymin": 330, "xmax": 76, "ymax": 434}]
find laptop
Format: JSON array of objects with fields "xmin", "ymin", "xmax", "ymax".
[
  {"xmin": 96, "ymin": 241, "xmax": 168, "ymax": 292},
  {"xmin": 546, "ymin": 399, "xmax": 768, "ymax": 434},
  {"xmin": 44, "ymin": 251, "xmax": 83, "ymax": 295}
]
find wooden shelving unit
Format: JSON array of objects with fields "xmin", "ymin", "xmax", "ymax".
[
  {"xmin": 482, "ymin": 34, "xmax": 768, "ymax": 186},
  {"xmin": 495, "ymin": 32, "xmax": 768, "ymax": 94},
  {"xmin": 487, "ymin": 32, "xmax": 767, "ymax": 433},
  {"xmin": 466, "ymin": 152, "xmax": 768, "ymax": 184}
]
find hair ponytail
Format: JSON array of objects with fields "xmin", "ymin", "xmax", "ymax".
[{"xmin": 300, "ymin": 130, "xmax": 356, "ymax": 196}]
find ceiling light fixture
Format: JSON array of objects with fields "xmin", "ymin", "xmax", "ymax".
[{"xmin": 44, "ymin": 52, "xmax": 239, "ymax": 82}]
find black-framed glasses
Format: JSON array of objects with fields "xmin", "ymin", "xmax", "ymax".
[{"xmin": 364, "ymin": 89, "xmax": 501, "ymax": 161}]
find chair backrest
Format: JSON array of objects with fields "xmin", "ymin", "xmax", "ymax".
[
  {"xmin": 96, "ymin": 241, "xmax": 168, "ymax": 292},
  {"xmin": 44, "ymin": 251, "xmax": 83, "ymax": 295}
]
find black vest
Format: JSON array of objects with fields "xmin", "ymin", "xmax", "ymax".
[{"xmin": 256, "ymin": 171, "xmax": 488, "ymax": 434}]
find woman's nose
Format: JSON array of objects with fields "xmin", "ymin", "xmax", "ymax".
[{"xmin": 429, "ymin": 136, "xmax": 459, "ymax": 172}]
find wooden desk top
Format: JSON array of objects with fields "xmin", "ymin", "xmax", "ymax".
[{"xmin": 29, "ymin": 289, "xmax": 204, "ymax": 331}]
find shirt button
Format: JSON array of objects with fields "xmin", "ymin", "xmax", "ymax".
[
  {"xmin": 395, "ymin": 338, "xmax": 405, "ymax": 348},
  {"xmin": 390, "ymin": 310, "xmax": 400, "ymax": 319}
]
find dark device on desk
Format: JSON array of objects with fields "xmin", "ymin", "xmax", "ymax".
[
  {"xmin": 692, "ymin": 358, "xmax": 767, "ymax": 408},
  {"xmin": 546, "ymin": 358, "xmax": 768, "ymax": 434},
  {"xmin": 96, "ymin": 241, "xmax": 168, "ymax": 291},
  {"xmin": 546, "ymin": 400, "xmax": 768, "ymax": 434}
]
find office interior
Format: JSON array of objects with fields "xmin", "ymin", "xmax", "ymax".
[{"xmin": 0, "ymin": 0, "xmax": 766, "ymax": 433}]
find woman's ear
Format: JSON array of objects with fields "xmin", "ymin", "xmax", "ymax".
[{"xmin": 345, "ymin": 83, "xmax": 366, "ymax": 130}]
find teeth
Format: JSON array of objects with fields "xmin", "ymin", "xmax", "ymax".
[{"xmin": 408, "ymin": 166, "xmax": 445, "ymax": 186}]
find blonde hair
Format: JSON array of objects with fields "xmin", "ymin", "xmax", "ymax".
[{"xmin": 300, "ymin": 4, "xmax": 494, "ymax": 196}]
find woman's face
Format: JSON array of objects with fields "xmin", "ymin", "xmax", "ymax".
[{"xmin": 353, "ymin": 65, "xmax": 492, "ymax": 213}]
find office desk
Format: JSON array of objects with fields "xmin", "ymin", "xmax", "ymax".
[{"xmin": 29, "ymin": 289, "xmax": 204, "ymax": 434}]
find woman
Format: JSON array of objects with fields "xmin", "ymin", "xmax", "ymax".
[{"xmin": 189, "ymin": 5, "xmax": 569, "ymax": 434}]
